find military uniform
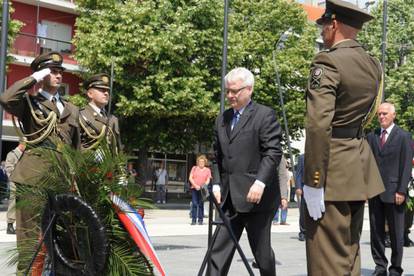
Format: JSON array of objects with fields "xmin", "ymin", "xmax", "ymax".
[
  {"xmin": 304, "ymin": 1, "xmax": 385, "ymax": 275},
  {"xmin": 79, "ymin": 74, "xmax": 122, "ymax": 152},
  {"xmin": 0, "ymin": 52, "xmax": 80, "ymax": 271}
]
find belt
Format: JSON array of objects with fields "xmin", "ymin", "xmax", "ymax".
[{"xmin": 331, "ymin": 127, "xmax": 363, "ymax": 139}]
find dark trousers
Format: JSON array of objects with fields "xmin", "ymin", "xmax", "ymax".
[
  {"xmin": 210, "ymin": 206, "xmax": 276, "ymax": 276},
  {"xmin": 404, "ymin": 207, "xmax": 414, "ymax": 239},
  {"xmin": 369, "ymin": 196, "xmax": 405, "ymax": 275},
  {"xmin": 191, "ymin": 189, "xmax": 204, "ymax": 222},
  {"xmin": 305, "ymin": 201, "xmax": 364, "ymax": 276},
  {"xmin": 298, "ymin": 196, "xmax": 306, "ymax": 236}
]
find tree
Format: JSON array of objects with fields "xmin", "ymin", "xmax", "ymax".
[
  {"xmin": 359, "ymin": 0, "xmax": 414, "ymax": 133},
  {"xmin": 73, "ymin": 0, "xmax": 317, "ymax": 181},
  {"xmin": 1, "ymin": 3, "xmax": 24, "ymax": 65}
]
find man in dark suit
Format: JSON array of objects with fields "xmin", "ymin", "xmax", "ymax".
[
  {"xmin": 303, "ymin": 1, "xmax": 384, "ymax": 275},
  {"xmin": 211, "ymin": 67, "xmax": 282, "ymax": 276},
  {"xmin": 367, "ymin": 102, "xmax": 413, "ymax": 276}
]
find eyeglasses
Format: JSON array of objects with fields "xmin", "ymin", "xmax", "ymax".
[{"xmin": 226, "ymin": 86, "xmax": 248, "ymax": 95}]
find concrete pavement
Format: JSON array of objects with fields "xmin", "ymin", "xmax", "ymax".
[{"xmin": 1, "ymin": 201, "xmax": 414, "ymax": 275}]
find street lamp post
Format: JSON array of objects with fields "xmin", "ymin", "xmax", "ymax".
[
  {"xmin": 272, "ymin": 28, "xmax": 296, "ymax": 189},
  {"xmin": 0, "ymin": 0, "xmax": 10, "ymax": 157},
  {"xmin": 381, "ymin": 0, "xmax": 387, "ymax": 102}
]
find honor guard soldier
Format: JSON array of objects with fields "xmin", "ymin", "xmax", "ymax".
[
  {"xmin": 79, "ymin": 73, "xmax": 122, "ymax": 153},
  {"xmin": 0, "ymin": 51, "xmax": 80, "ymax": 271},
  {"xmin": 302, "ymin": 1, "xmax": 385, "ymax": 275}
]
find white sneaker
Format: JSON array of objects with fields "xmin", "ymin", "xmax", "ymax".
[
  {"xmin": 156, "ymin": 200, "xmax": 161, "ymax": 203},
  {"xmin": 162, "ymin": 201, "xmax": 166, "ymax": 204}
]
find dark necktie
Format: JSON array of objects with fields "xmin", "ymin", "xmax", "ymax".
[
  {"xmin": 231, "ymin": 111, "xmax": 240, "ymax": 131},
  {"xmin": 380, "ymin": 129, "xmax": 387, "ymax": 148},
  {"xmin": 100, "ymin": 109, "xmax": 107, "ymax": 118}
]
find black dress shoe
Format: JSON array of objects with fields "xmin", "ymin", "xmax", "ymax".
[
  {"xmin": 298, "ymin": 232, "xmax": 305, "ymax": 241},
  {"xmin": 6, "ymin": 223, "xmax": 15, "ymax": 235},
  {"xmin": 371, "ymin": 268, "xmax": 387, "ymax": 276},
  {"xmin": 252, "ymin": 261, "xmax": 259, "ymax": 269},
  {"xmin": 404, "ymin": 238, "xmax": 414, "ymax": 247}
]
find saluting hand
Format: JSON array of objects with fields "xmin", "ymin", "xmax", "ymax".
[
  {"xmin": 31, "ymin": 68, "xmax": 51, "ymax": 82},
  {"xmin": 246, "ymin": 183, "xmax": 264, "ymax": 204}
]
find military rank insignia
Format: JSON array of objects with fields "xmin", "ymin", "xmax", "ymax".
[{"xmin": 310, "ymin": 67, "xmax": 324, "ymax": 89}]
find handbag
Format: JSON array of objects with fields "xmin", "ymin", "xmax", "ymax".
[{"xmin": 200, "ymin": 184, "xmax": 210, "ymax": 202}]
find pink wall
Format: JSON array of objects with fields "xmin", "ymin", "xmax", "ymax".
[{"xmin": 11, "ymin": 1, "xmax": 77, "ymax": 62}]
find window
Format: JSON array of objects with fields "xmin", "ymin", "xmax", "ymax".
[{"xmin": 39, "ymin": 20, "xmax": 72, "ymax": 54}]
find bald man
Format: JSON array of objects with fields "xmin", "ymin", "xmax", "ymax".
[{"xmin": 367, "ymin": 102, "xmax": 413, "ymax": 276}]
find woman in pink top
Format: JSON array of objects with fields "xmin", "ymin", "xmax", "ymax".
[{"xmin": 189, "ymin": 155, "xmax": 212, "ymax": 225}]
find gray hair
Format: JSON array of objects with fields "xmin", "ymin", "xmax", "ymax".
[
  {"xmin": 225, "ymin": 67, "xmax": 254, "ymax": 89},
  {"xmin": 380, "ymin": 102, "xmax": 396, "ymax": 114}
]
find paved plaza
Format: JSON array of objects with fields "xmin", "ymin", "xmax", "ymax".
[{"xmin": 1, "ymin": 201, "xmax": 414, "ymax": 275}]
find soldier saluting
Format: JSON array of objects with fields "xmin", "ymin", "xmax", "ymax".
[
  {"xmin": 79, "ymin": 73, "xmax": 122, "ymax": 153},
  {"xmin": 0, "ymin": 51, "xmax": 80, "ymax": 270}
]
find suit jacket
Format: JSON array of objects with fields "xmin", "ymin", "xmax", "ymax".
[
  {"xmin": 295, "ymin": 154, "xmax": 305, "ymax": 190},
  {"xmin": 79, "ymin": 104, "xmax": 122, "ymax": 152},
  {"xmin": 367, "ymin": 125, "xmax": 413, "ymax": 203},
  {"xmin": 213, "ymin": 102, "xmax": 282, "ymax": 213},
  {"xmin": 0, "ymin": 76, "xmax": 80, "ymax": 185},
  {"xmin": 305, "ymin": 39, "xmax": 384, "ymax": 201}
]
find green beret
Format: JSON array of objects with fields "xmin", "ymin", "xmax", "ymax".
[
  {"xmin": 83, "ymin": 73, "xmax": 110, "ymax": 91},
  {"xmin": 30, "ymin": 51, "xmax": 65, "ymax": 72},
  {"xmin": 316, "ymin": 0, "xmax": 374, "ymax": 29}
]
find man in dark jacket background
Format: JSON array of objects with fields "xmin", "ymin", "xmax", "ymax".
[{"xmin": 367, "ymin": 102, "xmax": 413, "ymax": 276}]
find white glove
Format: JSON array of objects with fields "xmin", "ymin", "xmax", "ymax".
[
  {"xmin": 31, "ymin": 68, "xmax": 51, "ymax": 82},
  {"xmin": 303, "ymin": 185, "xmax": 325, "ymax": 221}
]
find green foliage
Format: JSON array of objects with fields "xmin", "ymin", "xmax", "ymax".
[
  {"xmin": 1, "ymin": 2, "xmax": 24, "ymax": 64},
  {"xmin": 13, "ymin": 142, "xmax": 154, "ymax": 275},
  {"xmin": 74, "ymin": 0, "xmax": 316, "ymax": 152},
  {"xmin": 67, "ymin": 93, "xmax": 88, "ymax": 108},
  {"xmin": 359, "ymin": 0, "xmax": 414, "ymax": 134}
]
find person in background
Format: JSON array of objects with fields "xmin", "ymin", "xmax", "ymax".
[
  {"xmin": 127, "ymin": 162, "xmax": 137, "ymax": 186},
  {"xmin": 403, "ymin": 143, "xmax": 414, "ymax": 247},
  {"xmin": 155, "ymin": 162, "xmax": 168, "ymax": 204},
  {"xmin": 366, "ymin": 102, "xmax": 413, "ymax": 276},
  {"xmin": 0, "ymin": 161, "xmax": 7, "ymax": 202},
  {"xmin": 5, "ymin": 143, "xmax": 25, "ymax": 234},
  {"xmin": 189, "ymin": 155, "xmax": 212, "ymax": 225},
  {"xmin": 273, "ymin": 155, "xmax": 289, "ymax": 225},
  {"xmin": 295, "ymin": 153, "xmax": 306, "ymax": 241}
]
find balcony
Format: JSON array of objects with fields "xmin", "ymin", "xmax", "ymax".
[
  {"xmin": 11, "ymin": 32, "xmax": 79, "ymax": 71},
  {"xmin": 13, "ymin": 0, "xmax": 77, "ymax": 14}
]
